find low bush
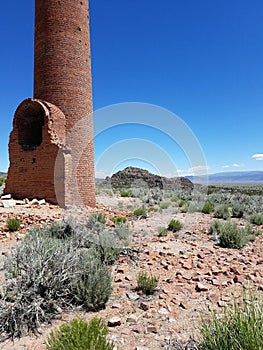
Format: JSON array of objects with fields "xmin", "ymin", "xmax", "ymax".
[
  {"xmin": 133, "ymin": 205, "xmax": 147, "ymax": 218},
  {"xmin": 158, "ymin": 226, "xmax": 168, "ymax": 237},
  {"xmin": 90, "ymin": 212, "xmax": 106, "ymax": 224},
  {"xmin": 170, "ymin": 195, "xmax": 179, "ymax": 202},
  {"xmin": 199, "ymin": 293, "xmax": 263, "ymax": 350},
  {"xmin": 6, "ymin": 218, "xmax": 21, "ymax": 232},
  {"xmin": 168, "ymin": 219, "xmax": 183, "ymax": 232},
  {"xmin": 159, "ymin": 201, "xmax": 171, "ymax": 210},
  {"xmin": 0, "ymin": 176, "xmax": 5, "ymax": 187},
  {"xmin": 0, "ymin": 224, "xmax": 112, "ymax": 340},
  {"xmin": 72, "ymin": 251, "xmax": 112, "ymax": 310},
  {"xmin": 251, "ymin": 213, "xmax": 263, "ymax": 226},
  {"xmin": 148, "ymin": 206, "xmax": 158, "ymax": 212},
  {"xmin": 137, "ymin": 271, "xmax": 158, "ymax": 295},
  {"xmin": 47, "ymin": 317, "xmax": 114, "ymax": 350},
  {"xmin": 214, "ymin": 204, "xmax": 230, "ymax": 220},
  {"xmin": 93, "ymin": 231, "xmax": 122, "ymax": 265},
  {"xmin": 210, "ymin": 220, "xmax": 258, "ymax": 249},
  {"xmin": 86, "ymin": 213, "xmax": 106, "ymax": 233},
  {"xmin": 202, "ymin": 202, "xmax": 213, "ymax": 214},
  {"xmin": 231, "ymin": 202, "xmax": 244, "ymax": 218},
  {"xmin": 114, "ymin": 223, "xmax": 130, "ymax": 246},
  {"xmin": 120, "ymin": 190, "xmax": 131, "ymax": 197},
  {"xmin": 178, "ymin": 200, "xmax": 186, "ymax": 207},
  {"xmin": 112, "ymin": 215, "xmax": 127, "ymax": 225}
]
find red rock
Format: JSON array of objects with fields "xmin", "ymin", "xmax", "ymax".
[
  {"xmin": 140, "ymin": 302, "xmax": 150, "ymax": 311},
  {"xmin": 108, "ymin": 316, "xmax": 121, "ymax": 327},
  {"xmin": 146, "ymin": 325, "xmax": 158, "ymax": 333},
  {"xmin": 132, "ymin": 326, "xmax": 144, "ymax": 334},
  {"xmin": 233, "ymin": 275, "xmax": 246, "ymax": 284},
  {"xmin": 179, "ymin": 300, "xmax": 189, "ymax": 309},
  {"xmin": 196, "ymin": 282, "xmax": 209, "ymax": 292}
]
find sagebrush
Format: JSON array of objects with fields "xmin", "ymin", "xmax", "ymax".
[{"xmin": 47, "ymin": 317, "xmax": 114, "ymax": 350}]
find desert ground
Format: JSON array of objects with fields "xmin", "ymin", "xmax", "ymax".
[{"xmin": 0, "ymin": 183, "xmax": 262, "ymax": 350}]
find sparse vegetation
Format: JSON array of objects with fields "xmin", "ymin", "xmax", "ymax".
[
  {"xmin": 251, "ymin": 213, "xmax": 263, "ymax": 226},
  {"xmin": 158, "ymin": 226, "xmax": 168, "ymax": 237},
  {"xmin": 93, "ymin": 231, "xmax": 122, "ymax": 265},
  {"xmin": 210, "ymin": 219, "xmax": 259, "ymax": 249},
  {"xmin": 168, "ymin": 219, "xmax": 183, "ymax": 232},
  {"xmin": 214, "ymin": 204, "xmax": 230, "ymax": 220},
  {"xmin": 6, "ymin": 218, "xmax": 21, "ymax": 232},
  {"xmin": 199, "ymin": 293, "xmax": 263, "ymax": 350},
  {"xmin": 137, "ymin": 271, "xmax": 158, "ymax": 295},
  {"xmin": 202, "ymin": 201, "xmax": 213, "ymax": 214},
  {"xmin": 0, "ymin": 176, "xmax": 5, "ymax": 187},
  {"xmin": 133, "ymin": 205, "xmax": 147, "ymax": 218},
  {"xmin": 231, "ymin": 202, "xmax": 244, "ymax": 218},
  {"xmin": 47, "ymin": 317, "xmax": 114, "ymax": 350},
  {"xmin": 89, "ymin": 212, "xmax": 106, "ymax": 224},
  {"xmin": 159, "ymin": 201, "xmax": 171, "ymax": 210},
  {"xmin": 120, "ymin": 190, "xmax": 132, "ymax": 197},
  {"xmin": 0, "ymin": 220, "xmax": 114, "ymax": 340},
  {"xmin": 112, "ymin": 215, "xmax": 127, "ymax": 225}
]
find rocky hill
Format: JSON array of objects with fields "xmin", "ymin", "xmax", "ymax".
[{"xmin": 105, "ymin": 167, "xmax": 193, "ymax": 190}]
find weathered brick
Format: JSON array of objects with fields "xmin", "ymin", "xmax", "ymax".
[{"xmin": 5, "ymin": 0, "xmax": 95, "ymax": 208}]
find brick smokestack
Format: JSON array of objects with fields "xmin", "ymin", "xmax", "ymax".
[{"xmin": 4, "ymin": 0, "xmax": 96, "ymax": 208}]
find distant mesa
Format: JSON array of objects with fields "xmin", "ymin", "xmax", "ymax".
[{"xmin": 105, "ymin": 167, "xmax": 193, "ymax": 190}]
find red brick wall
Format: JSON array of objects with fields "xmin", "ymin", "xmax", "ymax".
[{"xmin": 5, "ymin": 99, "xmax": 68, "ymax": 206}]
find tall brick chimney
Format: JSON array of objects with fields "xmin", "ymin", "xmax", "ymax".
[{"xmin": 4, "ymin": 0, "xmax": 96, "ymax": 208}]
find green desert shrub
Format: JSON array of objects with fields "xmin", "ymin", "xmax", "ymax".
[
  {"xmin": 133, "ymin": 205, "xmax": 147, "ymax": 218},
  {"xmin": 72, "ymin": 251, "xmax": 112, "ymax": 311},
  {"xmin": 93, "ymin": 231, "xmax": 122, "ymax": 265},
  {"xmin": 186, "ymin": 201, "xmax": 199, "ymax": 213},
  {"xmin": 90, "ymin": 212, "xmax": 106, "ymax": 224},
  {"xmin": 112, "ymin": 215, "xmax": 127, "ymax": 225},
  {"xmin": 251, "ymin": 213, "xmax": 263, "ymax": 226},
  {"xmin": 202, "ymin": 201, "xmax": 213, "ymax": 214},
  {"xmin": 120, "ymin": 190, "xmax": 131, "ymax": 197},
  {"xmin": 199, "ymin": 293, "xmax": 263, "ymax": 350},
  {"xmin": 178, "ymin": 199, "xmax": 186, "ymax": 207},
  {"xmin": 159, "ymin": 201, "xmax": 171, "ymax": 210},
  {"xmin": 214, "ymin": 204, "xmax": 230, "ymax": 220},
  {"xmin": 48, "ymin": 219, "xmax": 76, "ymax": 240},
  {"xmin": 168, "ymin": 219, "xmax": 183, "ymax": 232},
  {"xmin": 6, "ymin": 218, "xmax": 21, "ymax": 232},
  {"xmin": 137, "ymin": 271, "xmax": 158, "ymax": 295},
  {"xmin": 158, "ymin": 226, "xmax": 168, "ymax": 237},
  {"xmin": 210, "ymin": 220, "xmax": 258, "ymax": 249},
  {"xmin": 231, "ymin": 202, "xmax": 244, "ymax": 218},
  {"xmin": 148, "ymin": 206, "xmax": 158, "ymax": 212},
  {"xmin": 86, "ymin": 213, "xmax": 106, "ymax": 233},
  {"xmin": 114, "ymin": 223, "xmax": 130, "ymax": 246},
  {"xmin": 47, "ymin": 317, "xmax": 114, "ymax": 350},
  {"xmin": 0, "ymin": 176, "xmax": 5, "ymax": 186},
  {"xmin": 170, "ymin": 195, "xmax": 179, "ymax": 202}
]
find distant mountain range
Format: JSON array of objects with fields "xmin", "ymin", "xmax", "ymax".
[
  {"xmin": 0, "ymin": 172, "xmax": 7, "ymax": 177},
  {"xmin": 186, "ymin": 171, "xmax": 263, "ymax": 184}
]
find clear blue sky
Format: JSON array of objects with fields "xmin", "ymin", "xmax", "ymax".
[{"xmin": 0, "ymin": 0, "xmax": 262, "ymax": 177}]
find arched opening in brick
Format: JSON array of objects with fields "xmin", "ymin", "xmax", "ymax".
[{"xmin": 17, "ymin": 103, "xmax": 45, "ymax": 151}]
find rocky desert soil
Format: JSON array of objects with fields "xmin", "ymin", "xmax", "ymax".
[{"xmin": 0, "ymin": 194, "xmax": 262, "ymax": 350}]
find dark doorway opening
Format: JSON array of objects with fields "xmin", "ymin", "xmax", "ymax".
[{"xmin": 17, "ymin": 104, "xmax": 45, "ymax": 151}]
